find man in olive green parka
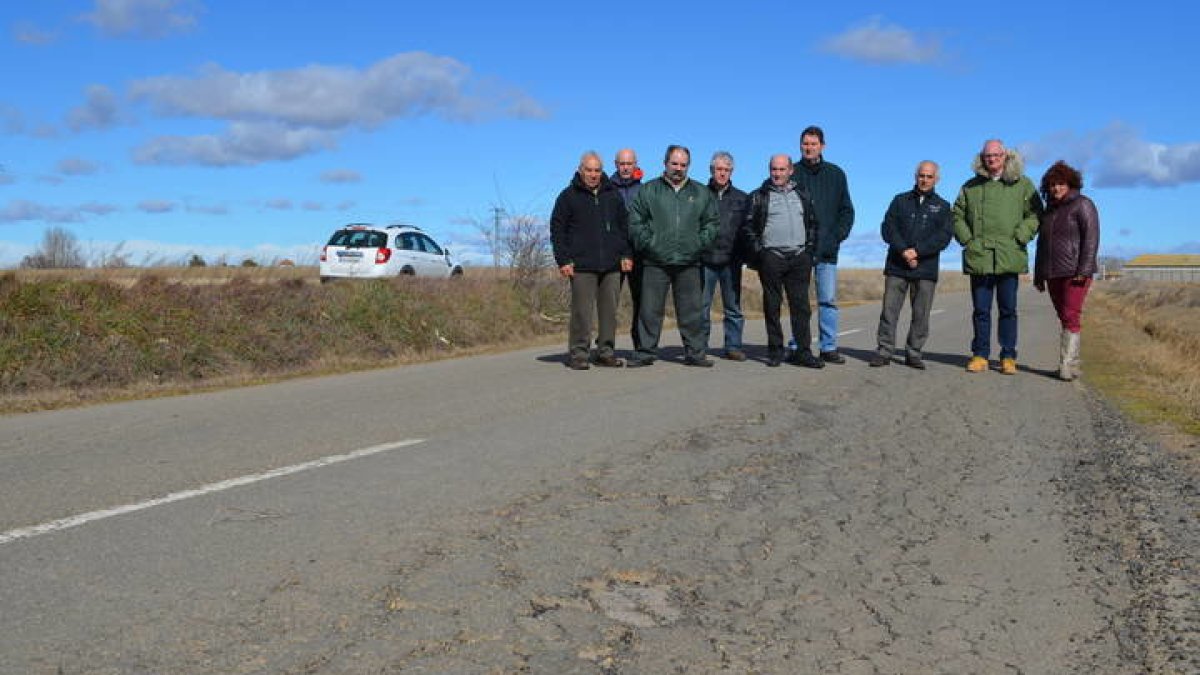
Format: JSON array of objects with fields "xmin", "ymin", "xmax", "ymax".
[{"xmin": 953, "ymin": 139, "xmax": 1042, "ymax": 375}]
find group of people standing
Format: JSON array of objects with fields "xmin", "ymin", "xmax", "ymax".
[{"xmin": 549, "ymin": 130, "xmax": 1100, "ymax": 380}]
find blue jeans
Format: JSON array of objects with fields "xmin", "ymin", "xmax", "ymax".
[
  {"xmin": 815, "ymin": 262, "xmax": 838, "ymax": 352},
  {"xmin": 701, "ymin": 263, "xmax": 744, "ymax": 351},
  {"xmin": 970, "ymin": 273, "xmax": 1019, "ymax": 359}
]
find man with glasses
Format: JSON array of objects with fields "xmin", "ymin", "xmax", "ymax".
[
  {"xmin": 952, "ymin": 139, "xmax": 1042, "ymax": 375},
  {"xmin": 870, "ymin": 161, "xmax": 954, "ymax": 369}
]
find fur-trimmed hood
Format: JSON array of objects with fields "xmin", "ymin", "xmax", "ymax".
[{"xmin": 970, "ymin": 147, "xmax": 1026, "ymax": 184}]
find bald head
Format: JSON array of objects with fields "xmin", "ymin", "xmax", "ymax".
[
  {"xmin": 769, "ymin": 154, "xmax": 794, "ymax": 187},
  {"xmin": 615, "ymin": 149, "xmax": 638, "ymax": 180}
]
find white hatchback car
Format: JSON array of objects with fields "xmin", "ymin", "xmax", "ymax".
[{"xmin": 319, "ymin": 224, "xmax": 463, "ymax": 282}]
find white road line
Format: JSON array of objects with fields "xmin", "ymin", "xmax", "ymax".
[{"xmin": 0, "ymin": 439, "xmax": 425, "ymax": 546}]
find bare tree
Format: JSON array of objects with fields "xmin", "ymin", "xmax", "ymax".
[{"xmin": 20, "ymin": 227, "xmax": 86, "ymax": 268}]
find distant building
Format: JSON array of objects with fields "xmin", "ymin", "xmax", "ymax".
[{"xmin": 1123, "ymin": 254, "xmax": 1200, "ymax": 282}]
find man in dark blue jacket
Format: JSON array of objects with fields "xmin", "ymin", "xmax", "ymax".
[
  {"xmin": 793, "ymin": 125, "xmax": 855, "ymax": 364},
  {"xmin": 870, "ymin": 161, "xmax": 954, "ymax": 369},
  {"xmin": 551, "ymin": 151, "xmax": 633, "ymax": 370}
]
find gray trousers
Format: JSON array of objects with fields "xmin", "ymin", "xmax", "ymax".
[
  {"xmin": 568, "ymin": 270, "xmax": 622, "ymax": 359},
  {"xmin": 876, "ymin": 275, "xmax": 937, "ymax": 357}
]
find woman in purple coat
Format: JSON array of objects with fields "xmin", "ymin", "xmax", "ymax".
[{"xmin": 1033, "ymin": 161, "xmax": 1100, "ymax": 381}]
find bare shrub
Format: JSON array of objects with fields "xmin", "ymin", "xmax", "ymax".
[{"xmin": 20, "ymin": 227, "xmax": 85, "ymax": 269}]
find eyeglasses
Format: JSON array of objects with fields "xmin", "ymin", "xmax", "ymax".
[
  {"xmin": 981, "ymin": 153, "xmax": 1004, "ymax": 159},
  {"xmin": 917, "ymin": 173, "xmax": 936, "ymax": 179}
]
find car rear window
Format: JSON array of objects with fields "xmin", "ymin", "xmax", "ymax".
[{"xmin": 328, "ymin": 230, "xmax": 387, "ymax": 247}]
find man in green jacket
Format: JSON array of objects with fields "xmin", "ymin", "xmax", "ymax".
[
  {"xmin": 626, "ymin": 145, "xmax": 720, "ymax": 367},
  {"xmin": 953, "ymin": 139, "xmax": 1042, "ymax": 375}
]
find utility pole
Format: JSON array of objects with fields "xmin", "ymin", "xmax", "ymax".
[{"xmin": 490, "ymin": 206, "xmax": 505, "ymax": 269}]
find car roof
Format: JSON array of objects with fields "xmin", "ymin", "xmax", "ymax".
[{"xmin": 338, "ymin": 223, "xmax": 425, "ymax": 233}]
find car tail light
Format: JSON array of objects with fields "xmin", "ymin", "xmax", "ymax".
[
  {"xmin": 375, "ymin": 247, "xmax": 391, "ymax": 264},
  {"xmin": 320, "ymin": 245, "xmax": 328, "ymax": 262}
]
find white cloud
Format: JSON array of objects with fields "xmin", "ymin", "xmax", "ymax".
[
  {"xmin": 0, "ymin": 170, "xmax": 14, "ymax": 186},
  {"xmin": 320, "ymin": 169, "xmax": 362, "ymax": 184},
  {"xmin": 1021, "ymin": 122, "xmax": 1200, "ymax": 188},
  {"xmin": 137, "ymin": 199, "xmax": 177, "ymax": 213},
  {"xmin": 186, "ymin": 203, "xmax": 228, "ymax": 215},
  {"xmin": 132, "ymin": 121, "xmax": 337, "ymax": 167},
  {"xmin": 57, "ymin": 157, "xmax": 100, "ymax": 176},
  {"xmin": 1, "ymin": 199, "xmax": 84, "ymax": 223},
  {"xmin": 125, "ymin": 52, "xmax": 547, "ymax": 166},
  {"xmin": 13, "ymin": 21, "xmax": 57, "ymax": 45},
  {"xmin": 819, "ymin": 16, "xmax": 943, "ymax": 65},
  {"xmin": 1, "ymin": 105, "xmax": 24, "ymax": 134},
  {"xmin": 301, "ymin": 201, "xmax": 323, "ymax": 211},
  {"xmin": 67, "ymin": 85, "xmax": 123, "ymax": 132},
  {"xmin": 80, "ymin": 202, "xmax": 120, "ymax": 215},
  {"xmin": 264, "ymin": 198, "xmax": 292, "ymax": 210},
  {"xmin": 130, "ymin": 53, "xmax": 547, "ymax": 127},
  {"xmin": 81, "ymin": 0, "xmax": 201, "ymax": 39}
]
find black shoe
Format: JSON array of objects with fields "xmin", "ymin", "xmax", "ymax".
[
  {"xmin": 625, "ymin": 355, "xmax": 655, "ymax": 368},
  {"xmin": 794, "ymin": 351, "xmax": 825, "ymax": 369},
  {"xmin": 820, "ymin": 350, "xmax": 846, "ymax": 364},
  {"xmin": 767, "ymin": 351, "xmax": 783, "ymax": 368},
  {"xmin": 684, "ymin": 356, "xmax": 714, "ymax": 368},
  {"xmin": 869, "ymin": 353, "xmax": 891, "ymax": 367},
  {"xmin": 567, "ymin": 356, "xmax": 590, "ymax": 370},
  {"xmin": 904, "ymin": 354, "xmax": 926, "ymax": 370},
  {"xmin": 592, "ymin": 354, "xmax": 624, "ymax": 368}
]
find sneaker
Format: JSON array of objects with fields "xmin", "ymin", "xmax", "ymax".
[
  {"xmin": 568, "ymin": 355, "xmax": 590, "ymax": 370},
  {"xmin": 820, "ymin": 350, "xmax": 846, "ymax": 364},
  {"xmin": 904, "ymin": 354, "xmax": 926, "ymax": 370},
  {"xmin": 966, "ymin": 356, "xmax": 989, "ymax": 373},
  {"xmin": 723, "ymin": 349, "xmax": 747, "ymax": 362},
  {"xmin": 684, "ymin": 356, "xmax": 714, "ymax": 368},
  {"xmin": 793, "ymin": 351, "xmax": 825, "ymax": 369},
  {"xmin": 625, "ymin": 355, "xmax": 655, "ymax": 368},
  {"xmin": 766, "ymin": 351, "xmax": 783, "ymax": 368},
  {"xmin": 592, "ymin": 354, "xmax": 624, "ymax": 368},
  {"xmin": 1000, "ymin": 357, "xmax": 1018, "ymax": 375},
  {"xmin": 869, "ymin": 353, "xmax": 891, "ymax": 367}
]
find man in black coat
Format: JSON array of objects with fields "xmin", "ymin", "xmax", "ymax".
[
  {"xmin": 870, "ymin": 160, "xmax": 954, "ymax": 369},
  {"xmin": 701, "ymin": 151, "xmax": 750, "ymax": 361},
  {"xmin": 550, "ymin": 151, "xmax": 634, "ymax": 370}
]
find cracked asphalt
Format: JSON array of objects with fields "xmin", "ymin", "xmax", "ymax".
[{"xmin": 1, "ymin": 290, "xmax": 1197, "ymax": 673}]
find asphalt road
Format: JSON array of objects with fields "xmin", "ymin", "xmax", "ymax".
[{"xmin": 1, "ymin": 286, "xmax": 1196, "ymax": 674}]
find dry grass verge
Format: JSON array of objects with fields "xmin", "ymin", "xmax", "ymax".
[
  {"xmin": 1082, "ymin": 279, "xmax": 1200, "ymax": 451},
  {"xmin": 0, "ymin": 267, "xmax": 968, "ymax": 414}
]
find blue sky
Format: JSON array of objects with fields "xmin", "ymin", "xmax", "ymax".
[{"xmin": 2, "ymin": 1, "xmax": 1198, "ymax": 269}]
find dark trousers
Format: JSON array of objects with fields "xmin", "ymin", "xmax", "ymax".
[
  {"xmin": 970, "ymin": 273, "xmax": 1019, "ymax": 359},
  {"xmin": 624, "ymin": 261, "xmax": 644, "ymax": 351},
  {"xmin": 876, "ymin": 275, "xmax": 937, "ymax": 357},
  {"xmin": 568, "ymin": 270, "xmax": 622, "ymax": 359},
  {"xmin": 758, "ymin": 249, "xmax": 814, "ymax": 356},
  {"xmin": 635, "ymin": 263, "xmax": 706, "ymax": 360}
]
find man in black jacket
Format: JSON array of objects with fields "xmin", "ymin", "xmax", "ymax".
[
  {"xmin": 744, "ymin": 154, "xmax": 823, "ymax": 369},
  {"xmin": 870, "ymin": 160, "xmax": 954, "ymax": 369},
  {"xmin": 550, "ymin": 151, "xmax": 634, "ymax": 370},
  {"xmin": 701, "ymin": 151, "xmax": 750, "ymax": 361}
]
